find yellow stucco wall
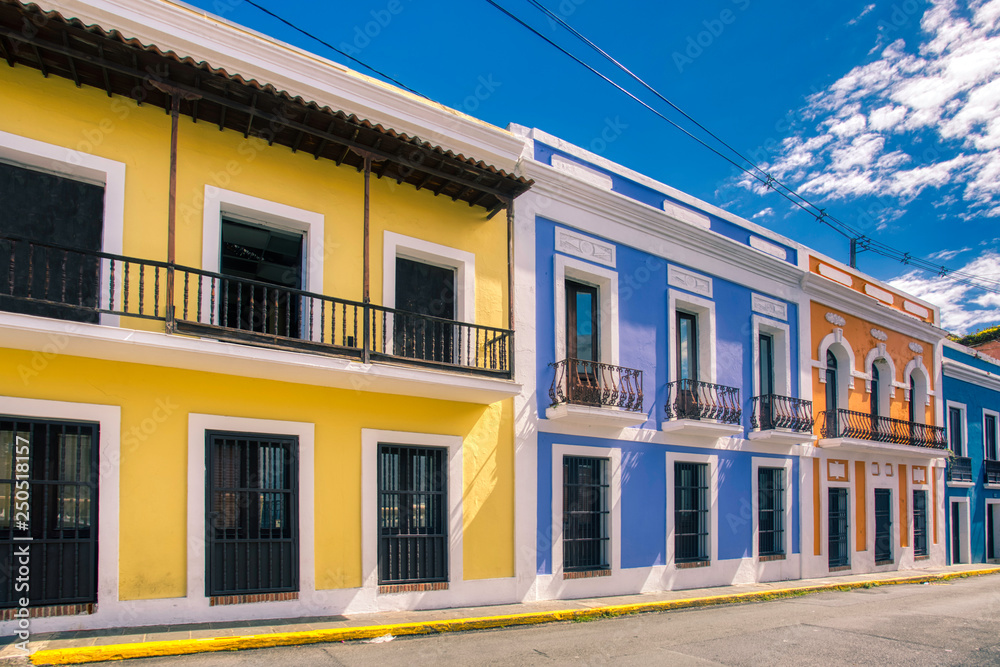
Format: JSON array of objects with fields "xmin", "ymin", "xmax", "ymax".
[
  {"xmin": 0, "ymin": 57, "xmax": 515, "ymax": 599},
  {"xmin": 810, "ymin": 303, "xmax": 935, "ymax": 430},
  {"xmin": 2, "ymin": 348, "xmax": 514, "ymax": 599}
]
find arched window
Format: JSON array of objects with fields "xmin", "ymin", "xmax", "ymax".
[
  {"xmin": 826, "ymin": 350, "xmax": 839, "ymax": 414},
  {"xmin": 871, "ymin": 363, "xmax": 881, "ymax": 419},
  {"xmin": 909, "ymin": 377, "xmax": 916, "ymax": 423}
]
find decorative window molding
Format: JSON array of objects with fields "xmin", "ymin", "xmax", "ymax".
[
  {"xmin": 665, "ymin": 451, "xmax": 718, "ymax": 567},
  {"xmin": 816, "ymin": 328, "xmax": 858, "ymax": 391},
  {"xmin": 983, "ymin": 409, "xmax": 1000, "ymax": 462},
  {"xmin": 870, "ymin": 328, "xmax": 888, "ymax": 342},
  {"xmin": 825, "ymin": 312, "xmax": 847, "ymax": 327},
  {"xmin": 912, "ymin": 465, "xmax": 928, "ymax": 485},
  {"xmin": 751, "ymin": 293, "xmax": 788, "ymax": 321},
  {"xmin": 903, "ymin": 357, "xmax": 934, "ymax": 406},
  {"xmin": 361, "ymin": 429, "xmax": 464, "ymax": 592},
  {"xmin": 668, "ymin": 266, "xmax": 713, "ymax": 298},
  {"xmin": 827, "ymin": 459, "xmax": 849, "ymax": 482},
  {"xmin": 551, "ymin": 443, "xmax": 622, "ymax": 579},
  {"xmin": 188, "ymin": 414, "xmax": 315, "ymax": 605},
  {"xmin": 383, "ymin": 231, "xmax": 475, "ymax": 323},
  {"xmin": 863, "ymin": 344, "xmax": 898, "ymax": 399},
  {"xmin": 553, "ymin": 254, "xmax": 619, "ymax": 365},
  {"xmin": 555, "ymin": 227, "xmax": 616, "ymax": 268},
  {"xmin": 946, "ymin": 401, "xmax": 967, "ymax": 457},
  {"xmin": 752, "ymin": 315, "xmax": 791, "ymax": 397},
  {"xmin": 908, "ymin": 342, "xmax": 925, "ymax": 354},
  {"xmin": 668, "ymin": 289, "xmax": 717, "ymax": 383}
]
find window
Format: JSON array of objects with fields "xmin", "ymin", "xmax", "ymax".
[
  {"xmin": 219, "ymin": 218, "xmax": 304, "ymax": 337},
  {"xmin": 828, "ymin": 487, "xmax": 849, "ymax": 568},
  {"xmin": 562, "ymin": 456, "xmax": 610, "ymax": 572},
  {"xmin": 758, "ymin": 333, "xmax": 774, "ymax": 397},
  {"xmin": 825, "ymin": 351, "xmax": 839, "ymax": 412},
  {"xmin": 0, "ymin": 161, "xmax": 104, "ymax": 323},
  {"xmin": 206, "ymin": 432, "xmax": 298, "ymax": 596},
  {"xmin": 949, "ymin": 406, "xmax": 965, "ymax": 456},
  {"xmin": 393, "ymin": 257, "xmax": 457, "ymax": 363},
  {"xmin": 566, "ymin": 280, "xmax": 598, "ymax": 363},
  {"xmin": 676, "ymin": 312, "xmax": 699, "ymax": 381},
  {"xmin": 870, "ymin": 363, "xmax": 881, "ymax": 419},
  {"xmin": 913, "ymin": 490, "xmax": 928, "ymax": 557},
  {"xmin": 377, "ymin": 445, "xmax": 448, "ymax": 585},
  {"xmin": 674, "ymin": 462, "xmax": 709, "ymax": 564},
  {"xmin": 0, "ymin": 418, "xmax": 99, "ymax": 607},
  {"xmin": 874, "ymin": 488, "xmax": 892, "ymax": 564},
  {"xmin": 908, "ymin": 377, "xmax": 916, "ymax": 423},
  {"xmin": 758, "ymin": 467, "xmax": 785, "ymax": 557},
  {"xmin": 986, "ymin": 413, "xmax": 998, "ymax": 461}
]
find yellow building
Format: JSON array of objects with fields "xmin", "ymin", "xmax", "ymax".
[
  {"xmin": 801, "ymin": 253, "xmax": 948, "ymax": 577},
  {"xmin": 0, "ymin": 0, "xmax": 530, "ymax": 630}
]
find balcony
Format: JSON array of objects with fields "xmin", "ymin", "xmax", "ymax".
[
  {"xmin": 985, "ymin": 459, "xmax": 1000, "ymax": 486},
  {"xmin": 817, "ymin": 409, "xmax": 949, "ymax": 459},
  {"xmin": 948, "ymin": 456, "xmax": 973, "ymax": 484},
  {"xmin": 748, "ymin": 394, "xmax": 817, "ymax": 447},
  {"xmin": 662, "ymin": 380, "xmax": 743, "ymax": 439},
  {"xmin": 546, "ymin": 358, "xmax": 646, "ymax": 427},
  {"xmin": 0, "ymin": 236, "xmax": 516, "ymax": 401}
]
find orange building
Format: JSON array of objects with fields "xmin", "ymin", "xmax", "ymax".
[{"xmin": 801, "ymin": 254, "xmax": 948, "ymax": 577}]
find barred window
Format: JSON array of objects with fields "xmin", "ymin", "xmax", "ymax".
[
  {"xmin": 913, "ymin": 490, "xmax": 928, "ymax": 558},
  {"xmin": 563, "ymin": 456, "xmax": 610, "ymax": 572},
  {"xmin": 757, "ymin": 467, "xmax": 784, "ymax": 557},
  {"xmin": 674, "ymin": 462, "xmax": 709, "ymax": 564},
  {"xmin": 828, "ymin": 487, "xmax": 850, "ymax": 568},
  {"xmin": 874, "ymin": 489, "xmax": 893, "ymax": 564}
]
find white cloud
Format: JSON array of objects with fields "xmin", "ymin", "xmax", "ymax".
[
  {"xmin": 740, "ymin": 0, "xmax": 1000, "ymax": 218},
  {"xmin": 848, "ymin": 3, "xmax": 877, "ymax": 25},
  {"xmin": 928, "ymin": 246, "xmax": 971, "ymax": 260},
  {"xmin": 888, "ymin": 251, "xmax": 1000, "ymax": 334},
  {"xmin": 752, "ymin": 207, "xmax": 774, "ymax": 219}
]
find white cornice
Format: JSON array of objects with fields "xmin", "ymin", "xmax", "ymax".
[
  {"xmin": 518, "ymin": 161, "xmax": 805, "ymax": 293},
  {"xmin": 802, "ymin": 273, "xmax": 946, "ymax": 344},
  {"xmin": 942, "ymin": 358, "xmax": 1000, "ymax": 392},
  {"xmin": 944, "ymin": 339, "xmax": 1000, "ymax": 366},
  {"xmin": 511, "ymin": 125, "xmax": 807, "ymax": 267},
  {"xmin": 48, "ymin": 0, "xmax": 524, "ymax": 170}
]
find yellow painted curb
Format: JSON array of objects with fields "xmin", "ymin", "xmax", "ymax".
[{"xmin": 30, "ymin": 567, "xmax": 1000, "ymax": 665}]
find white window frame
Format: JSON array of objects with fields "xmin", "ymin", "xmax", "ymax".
[
  {"xmin": 551, "ymin": 443, "xmax": 622, "ymax": 579},
  {"xmin": 751, "ymin": 457, "xmax": 793, "ymax": 560},
  {"xmin": 0, "ymin": 397, "xmax": 121, "ymax": 621},
  {"xmin": 869, "ymin": 474, "xmax": 898, "ymax": 567},
  {"xmin": 752, "ymin": 315, "xmax": 791, "ymax": 397},
  {"xmin": 949, "ymin": 497, "xmax": 972, "ymax": 565},
  {"xmin": 0, "ymin": 130, "xmax": 126, "ymax": 327},
  {"xmin": 985, "ymin": 499, "xmax": 1000, "ymax": 561},
  {"xmin": 665, "ymin": 451, "xmax": 719, "ymax": 566},
  {"xmin": 361, "ymin": 429, "xmax": 464, "ymax": 592},
  {"xmin": 984, "ymin": 409, "xmax": 999, "ymax": 462},
  {"xmin": 553, "ymin": 254, "xmax": 618, "ymax": 365},
  {"xmin": 946, "ymin": 401, "xmax": 967, "ymax": 457},
  {"xmin": 667, "ymin": 289, "xmax": 716, "ymax": 383},
  {"xmin": 902, "ymin": 357, "xmax": 934, "ymax": 408},
  {"xmin": 187, "ymin": 414, "xmax": 315, "ymax": 606},
  {"xmin": 822, "ymin": 476, "xmax": 854, "ymax": 571},
  {"xmin": 382, "ymin": 231, "xmax": 475, "ymax": 323}
]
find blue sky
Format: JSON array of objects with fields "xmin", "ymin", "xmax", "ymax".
[{"xmin": 184, "ymin": 0, "xmax": 1000, "ymax": 335}]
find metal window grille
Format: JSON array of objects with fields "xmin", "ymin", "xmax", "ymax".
[
  {"xmin": 675, "ymin": 462, "xmax": 710, "ymax": 564},
  {"xmin": 874, "ymin": 489, "xmax": 893, "ymax": 564},
  {"xmin": 205, "ymin": 432, "xmax": 298, "ymax": 597},
  {"xmin": 757, "ymin": 467, "xmax": 785, "ymax": 557},
  {"xmin": 987, "ymin": 415, "xmax": 998, "ymax": 461},
  {"xmin": 377, "ymin": 445, "xmax": 448, "ymax": 585},
  {"xmin": 913, "ymin": 490, "xmax": 928, "ymax": 557},
  {"xmin": 0, "ymin": 418, "xmax": 99, "ymax": 608},
  {"xmin": 828, "ymin": 487, "xmax": 850, "ymax": 568},
  {"xmin": 562, "ymin": 456, "xmax": 610, "ymax": 572}
]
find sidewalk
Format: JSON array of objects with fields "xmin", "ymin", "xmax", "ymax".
[{"xmin": 6, "ymin": 564, "xmax": 999, "ymax": 665}]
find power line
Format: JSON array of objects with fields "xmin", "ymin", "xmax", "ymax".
[
  {"xmin": 242, "ymin": 0, "xmax": 432, "ymax": 101},
  {"xmin": 496, "ymin": 0, "xmax": 1000, "ymax": 295}
]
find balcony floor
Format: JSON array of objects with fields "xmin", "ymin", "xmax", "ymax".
[{"xmin": 817, "ymin": 436, "xmax": 950, "ymax": 460}]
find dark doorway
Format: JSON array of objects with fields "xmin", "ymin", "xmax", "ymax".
[
  {"xmin": 828, "ymin": 487, "xmax": 849, "ymax": 568},
  {"xmin": 219, "ymin": 219, "xmax": 304, "ymax": 338},
  {"xmin": 394, "ymin": 257, "xmax": 456, "ymax": 363},
  {"xmin": 951, "ymin": 502, "xmax": 962, "ymax": 564},
  {"xmin": 0, "ymin": 161, "xmax": 104, "ymax": 322},
  {"xmin": 0, "ymin": 418, "xmax": 99, "ymax": 608},
  {"xmin": 874, "ymin": 488, "xmax": 892, "ymax": 564}
]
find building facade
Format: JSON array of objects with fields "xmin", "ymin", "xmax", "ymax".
[
  {"xmin": 942, "ymin": 341, "xmax": 1000, "ymax": 564},
  {"xmin": 0, "ymin": 0, "xmax": 530, "ymax": 632},
  {"xmin": 510, "ymin": 126, "xmax": 815, "ymax": 600}
]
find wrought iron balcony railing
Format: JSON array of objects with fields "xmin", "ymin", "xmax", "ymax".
[
  {"xmin": 665, "ymin": 380, "xmax": 741, "ymax": 425},
  {"xmin": 985, "ymin": 459, "xmax": 1000, "ymax": 485},
  {"xmin": 750, "ymin": 394, "xmax": 814, "ymax": 433},
  {"xmin": 949, "ymin": 456, "xmax": 973, "ymax": 483},
  {"xmin": 549, "ymin": 358, "xmax": 643, "ymax": 412},
  {"xmin": 0, "ymin": 235, "xmax": 512, "ymax": 377},
  {"xmin": 818, "ymin": 409, "xmax": 947, "ymax": 450}
]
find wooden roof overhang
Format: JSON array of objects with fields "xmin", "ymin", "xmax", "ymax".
[{"xmin": 0, "ymin": 0, "xmax": 532, "ymax": 211}]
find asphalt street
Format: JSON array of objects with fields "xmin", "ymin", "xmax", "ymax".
[{"xmin": 78, "ymin": 575, "xmax": 1000, "ymax": 666}]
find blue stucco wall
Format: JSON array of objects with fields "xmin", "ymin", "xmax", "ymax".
[{"xmin": 535, "ymin": 432, "xmax": 800, "ymax": 573}]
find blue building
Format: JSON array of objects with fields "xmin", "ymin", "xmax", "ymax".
[
  {"xmin": 943, "ymin": 341, "xmax": 1000, "ymax": 564},
  {"xmin": 510, "ymin": 126, "xmax": 816, "ymax": 598}
]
